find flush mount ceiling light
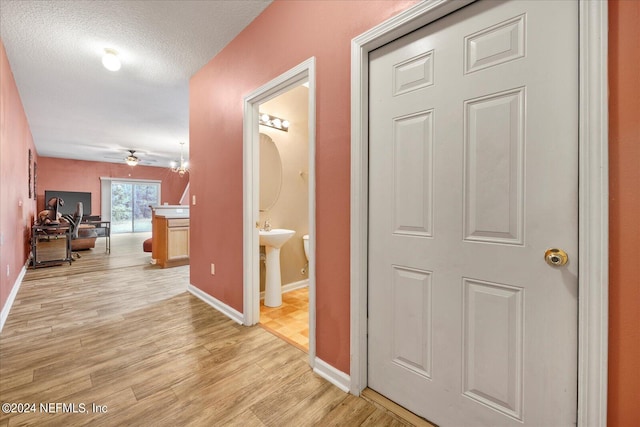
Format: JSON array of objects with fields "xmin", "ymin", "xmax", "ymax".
[
  {"xmin": 125, "ymin": 150, "xmax": 139, "ymax": 166},
  {"xmin": 102, "ymin": 48, "xmax": 121, "ymax": 71},
  {"xmin": 259, "ymin": 112, "xmax": 289, "ymax": 132},
  {"xmin": 170, "ymin": 142, "xmax": 189, "ymax": 177}
]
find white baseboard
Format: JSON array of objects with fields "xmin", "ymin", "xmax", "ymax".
[
  {"xmin": 0, "ymin": 265, "xmax": 27, "ymax": 333},
  {"xmin": 313, "ymin": 357, "xmax": 351, "ymax": 393},
  {"xmin": 260, "ymin": 279, "xmax": 309, "ymax": 300},
  {"xmin": 187, "ymin": 284, "xmax": 244, "ymax": 325}
]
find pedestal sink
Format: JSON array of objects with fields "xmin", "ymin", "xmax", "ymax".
[{"xmin": 259, "ymin": 228, "xmax": 295, "ymax": 307}]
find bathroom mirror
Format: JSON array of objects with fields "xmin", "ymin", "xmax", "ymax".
[{"xmin": 259, "ymin": 133, "xmax": 283, "ymax": 212}]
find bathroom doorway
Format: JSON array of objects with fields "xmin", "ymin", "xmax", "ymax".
[
  {"xmin": 242, "ymin": 58, "xmax": 316, "ymax": 364},
  {"xmin": 257, "ymin": 85, "xmax": 311, "ymax": 352}
]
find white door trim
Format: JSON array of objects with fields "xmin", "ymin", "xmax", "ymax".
[
  {"xmin": 350, "ymin": 1, "xmax": 608, "ymax": 426},
  {"xmin": 243, "ymin": 57, "xmax": 317, "ymax": 366}
]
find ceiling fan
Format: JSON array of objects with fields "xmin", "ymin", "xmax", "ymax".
[
  {"xmin": 125, "ymin": 150, "xmax": 139, "ymax": 166},
  {"xmin": 102, "ymin": 148, "xmax": 158, "ymax": 166}
]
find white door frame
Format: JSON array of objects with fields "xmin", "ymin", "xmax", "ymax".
[
  {"xmin": 243, "ymin": 57, "xmax": 317, "ymax": 365},
  {"xmin": 350, "ymin": 1, "xmax": 608, "ymax": 426}
]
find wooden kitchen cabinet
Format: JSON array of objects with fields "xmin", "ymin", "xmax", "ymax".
[{"xmin": 154, "ymin": 216, "xmax": 189, "ymax": 268}]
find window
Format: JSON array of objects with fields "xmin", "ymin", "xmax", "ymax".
[{"xmin": 100, "ymin": 178, "xmax": 161, "ymax": 233}]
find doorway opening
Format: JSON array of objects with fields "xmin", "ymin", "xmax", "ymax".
[
  {"xmin": 257, "ymin": 84, "xmax": 311, "ymax": 352},
  {"xmin": 243, "ymin": 58, "xmax": 316, "ymax": 365}
]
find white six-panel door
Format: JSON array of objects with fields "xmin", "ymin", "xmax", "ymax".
[{"xmin": 368, "ymin": 1, "xmax": 579, "ymax": 425}]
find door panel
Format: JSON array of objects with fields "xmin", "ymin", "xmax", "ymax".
[
  {"xmin": 368, "ymin": 1, "xmax": 578, "ymax": 426},
  {"xmin": 463, "ymin": 87, "xmax": 524, "ymax": 244},
  {"xmin": 391, "ymin": 265, "xmax": 433, "ymax": 378},
  {"xmin": 462, "ymin": 278, "xmax": 523, "ymax": 419},
  {"xmin": 393, "ymin": 111, "xmax": 434, "ymax": 237}
]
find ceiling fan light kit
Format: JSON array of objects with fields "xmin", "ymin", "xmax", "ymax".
[{"xmin": 125, "ymin": 150, "xmax": 139, "ymax": 166}]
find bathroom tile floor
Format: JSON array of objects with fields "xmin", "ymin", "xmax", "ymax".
[{"xmin": 260, "ymin": 287, "xmax": 309, "ymax": 352}]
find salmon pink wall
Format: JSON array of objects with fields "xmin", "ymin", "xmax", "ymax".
[
  {"xmin": 190, "ymin": 0, "xmax": 418, "ymax": 373},
  {"xmin": 0, "ymin": 40, "xmax": 38, "ymax": 316},
  {"xmin": 36, "ymin": 157, "xmax": 189, "ymax": 214},
  {"xmin": 608, "ymin": 1, "xmax": 640, "ymax": 425}
]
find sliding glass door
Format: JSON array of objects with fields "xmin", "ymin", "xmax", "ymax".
[{"xmin": 111, "ymin": 181, "xmax": 159, "ymax": 233}]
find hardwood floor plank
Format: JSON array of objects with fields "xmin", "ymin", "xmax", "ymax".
[
  {"xmin": 91, "ymin": 387, "xmax": 180, "ymax": 427},
  {"xmin": 360, "ymin": 410, "xmax": 412, "ymax": 427},
  {"xmin": 0, "ymin": 233, "xmax": 419, "ymax": 426},
  {"xmin": 0, "ymin": 370, "xmax": 33, "ymax": 392},
  {"xmin": 128, "ymin": 345, "xmax": 212, "ymax": 401},
  {"xmin": 0, "ymin": 375, "xmax": 94, "ymax": 425},
  {"xmin": 178, "ymin": 355, "xmax": 312, "ymax": 426},
  {"xmin": 260, "ymin": 380, "xmax": 349, "ymax": 426},
  {"xmin": 316, "ymin": 393, "xmax": 378, "ymax": 426},
  {"xmin": 248, "ymin": 370, "xmax": 332, "ymax": 424}
]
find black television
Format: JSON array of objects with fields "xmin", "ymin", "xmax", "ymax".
[{"xmin": 44, "ymin": 190, "xmax": 92, "ymax": 218}]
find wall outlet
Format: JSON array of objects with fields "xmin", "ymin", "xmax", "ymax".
[
  {"xmin": 210, "ymin": 263, "xmax": 215, "ymax": 275},
  {"xmin": 192, "ymin": 195, "xmax": 196, "ymax": 205}
]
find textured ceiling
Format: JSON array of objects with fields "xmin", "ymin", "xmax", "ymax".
[{"xmin": 0, "ymin": 0, "xmax": 271, "ymax": 166}]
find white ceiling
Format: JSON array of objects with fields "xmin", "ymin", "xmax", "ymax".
[{"xmin": 0, "ymin": 0, "xmax": 272, "ymax": 167}]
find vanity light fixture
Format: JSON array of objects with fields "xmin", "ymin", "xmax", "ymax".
[
  {"xmin": 170, "ymin": 142, "xmax": 189, "ymax": 177},
  {"xmin": 102, "ymin": 48, "xmax": 121, "ymax": 71},
  {"xmin": 259, "ymin": 112, "xmax": 289, "ymax": 132}
]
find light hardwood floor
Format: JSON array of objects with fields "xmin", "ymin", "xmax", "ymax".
[
  {"xmin": 0, "ymin": 233, "xmax": 414, "ymax": 426},
  {"xmin": 260, "ymin": 287, "xmax": 309, "ymax": 352}
]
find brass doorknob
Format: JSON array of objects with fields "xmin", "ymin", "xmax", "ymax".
[{"xmin": 544, "ymin": 248, "xmax": 569, "ymax": 267}]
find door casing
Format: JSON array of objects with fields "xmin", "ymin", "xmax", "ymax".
[
  {"xmin": 350, "ymin": 1, "xmax": 608, "ymax": 426},
  {"xmin": 243, "ymin": 57, "xmax": 317, "ymax": 367}
]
